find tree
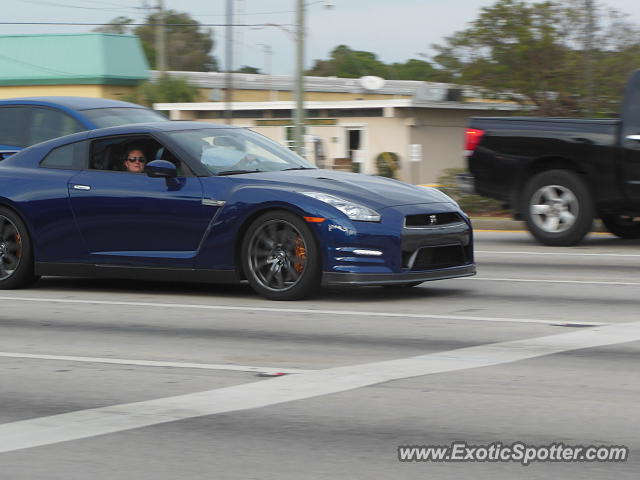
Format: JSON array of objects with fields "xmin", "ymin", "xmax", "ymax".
[
  {"xmin": 123, "ymin": 75, "xmax": 200, "ymax": 107},
  {"xmin": 307, "ymin": 46, "xmax": 451, "ymax": 81},
  {"xmin": 430, "ymin": 0, "xmax": 640, "ymax": 116},
  {"xmin": 97, "ymin": 11, "xmax": 219, "ymax": 72},
  {"xmin": 93, "ymin": 16, "xmax": 133, "ymax": 35},
  {"xmin": 306, "ymin": 45, "xmax": 389, "ymax": 78},
  {"xmin": 235, "ymin": 65, "xmax": 262, "ymax": 74},
  {"xmin": 387, "ymin": 58, "xmax": 451, "ymax": 82}
]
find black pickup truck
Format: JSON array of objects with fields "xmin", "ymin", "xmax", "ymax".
[{"xmin": 459, "ymin": 69, "xmax": 640, "ymax": 245}]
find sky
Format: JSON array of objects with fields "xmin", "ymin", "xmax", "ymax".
[{"xmin": 3, "ymin": 0, "xmax": 640, "ymax": 75}]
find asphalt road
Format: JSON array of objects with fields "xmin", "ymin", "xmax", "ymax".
[{"xmin": 0, "ymin": 230, "xmax": 638, "ymax": 479}]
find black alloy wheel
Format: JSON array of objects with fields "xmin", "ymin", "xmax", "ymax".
[
  {"xmin": 0, "ymin": 207, "xmax": 38, "ymax": 289},
  {"xmin": 242, "ymin": 211, "xmax": 321, "ymax": 300}
]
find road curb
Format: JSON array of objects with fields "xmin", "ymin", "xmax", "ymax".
[{"xmin": 470, "ymin": 218, "xmax": 607, "ymax": 232}]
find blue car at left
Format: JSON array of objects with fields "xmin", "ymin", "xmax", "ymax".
[
  {"xmin": 0, "ymin": 121, "xmax": 475, "ymax": 300},
  {"xmin": 0, "ymin": 96, "xmax": 167, "ymax": 160}
]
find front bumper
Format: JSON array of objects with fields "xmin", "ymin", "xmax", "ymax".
[
  {"xmin": 316, "ymin": 202, "xmax": 475, "ymax": 284},
  {"xmin": 322, "ymin": 263, "xmax": 476, "ymax": 286}
]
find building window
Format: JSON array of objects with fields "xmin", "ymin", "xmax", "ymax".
[
  {"xmin": 273, "ymin": 109, "xmax": 293, "ymax": 118},
  {"xmin": 328, "ymin": 108, "xmax": 383, "ymax": 117},
  {"xmin": 231, "ymin": 110, "xmax": 265, "ymax": 119},
  {"xmin": 198, "ymin": 111, "xmax": 223, "ymax": 119}
]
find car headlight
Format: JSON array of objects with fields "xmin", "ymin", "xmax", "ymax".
[{"xmin": 301, "ymin": 192, "xmax": 381, "ymax": 222}]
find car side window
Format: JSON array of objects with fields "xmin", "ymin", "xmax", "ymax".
[
  {"xmin": 29, "ymin": 107, "xmax": 85, "ymax": 145},
  {"xmin": 40, "ymin": 141, "xmax": 86, "ymax": 170},
  {"xmin": 89, "ymin": 135, "xmax": 192, "ymax": 176},
  {"xmin": 0, "ymin": 106, "xmax": 29, "ymax": 147}
]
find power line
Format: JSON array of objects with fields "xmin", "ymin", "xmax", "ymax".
[
  {"xmin": 170, "ymin": 1, "xmax": 329, "ymax": 17},
  {"xmin": 0, "ymin": 53, "xmax": 80, "ymax": 76},
  {"xmin": 78, "ymin": 0, "xmax": 140, "ymax": 8},
  {"xmin": 0, "ymin": 22, "xmax": 269, "ymax": 27},
  {"xmin": 18, "ymin": 0, "xmax": 142, "ymax": 12}
]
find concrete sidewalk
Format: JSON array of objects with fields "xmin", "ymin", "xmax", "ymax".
[{"xmin": 470, "ymin": 217, "xmax": 607, "ymax": 232}]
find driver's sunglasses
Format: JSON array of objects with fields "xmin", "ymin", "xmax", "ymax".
[{"xmin": 127, "ymin": 157, "xmax": 146, "ymax": 163}]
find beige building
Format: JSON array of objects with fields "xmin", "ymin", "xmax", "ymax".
[{"xmin": 155, "ymin": 72, "xmax": 519, "ymax": 184}]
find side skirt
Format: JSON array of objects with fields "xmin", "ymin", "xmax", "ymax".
[{"xmin": 34, "ymin": 262, "xmax": 241, "ymax": 284}]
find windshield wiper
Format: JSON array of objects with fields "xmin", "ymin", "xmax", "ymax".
[
  {"xmin": 281, "ymin": 167, "xmax": 316, "ymax": 171},
  {"xmin": 216, "ymin": 169, "xmax": 263, "ymax": 176}
]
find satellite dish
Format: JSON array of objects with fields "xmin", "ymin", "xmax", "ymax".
[{"xmin": 359, "ymin": 76, "xmax": 386, "ymax": 91}]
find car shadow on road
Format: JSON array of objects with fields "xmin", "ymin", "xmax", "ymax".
[
  {"xmin": 29, "ymin": 277, "xmax": 466, "ymax": 304},
  {"xmin": 479, "ymin": 232, "xmax": 640, "ymax": 248}
]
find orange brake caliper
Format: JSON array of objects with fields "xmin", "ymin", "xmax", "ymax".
[
  {"xmin": 15, "ymin": 233, "xmax": 21, "ymax": 258},
  {"xmin": 294, "ymin": 236, "xmax": 306, "ymax": 273}
]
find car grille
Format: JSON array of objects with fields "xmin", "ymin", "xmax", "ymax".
[
  {"xmin": 403, "ymin": 244, "xmax": 471, "ymax": 271},
  {"xmin": 404, "ymin": 212, "xmax": 463, "ymax": 228}
]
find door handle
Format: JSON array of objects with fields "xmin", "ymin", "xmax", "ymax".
[
  {"xmin": 202, "ymin": 198, "xmax": 226, "ymax": 207},
  {"xmin": 626, "ymin": 135, "xmax": 640, "ymax": 142},
  {"xmin": 71, "ymin": 185, "xmax": 91, "ymax": 191}
]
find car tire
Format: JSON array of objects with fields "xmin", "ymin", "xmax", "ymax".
[
  {"xmin": 600, "ymin": 214, "xmax": 640, "ymax": 239},
  {"xmin": 0, "ymin": 207, "xmax": 39, "ymax": 289},
  {"xmin": 241, "ymin": 210, "xmax": 321, "ymax": 300},
  {"xmin": 522, "ymin": 170, "xmax": 594, "ymax": 246}
]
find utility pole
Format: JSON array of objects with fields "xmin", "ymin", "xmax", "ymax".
[
  {"xmin": 235, "ymin": 0, "xmax": 244, "ymax": 71},
  {"xmin": 225, "ymin": 0, "xmax": 233, "ymax": 124},
  {"xmin": 294, "ymin": 0, "xmax": 305, "ymax": 156},
  {"xmin": 156, "ymin": 0, "xmax": 167, "ymax": 72},
  {"xmin": 584, "ymin": 0, "xmax": 595, "ymax": 117},
  {"xmin": 258, "ymin": 44, "xmax": 275, "ymax": 101}
]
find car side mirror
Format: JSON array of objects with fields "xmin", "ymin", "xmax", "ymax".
[{"xmin": 145, "ymin": 159, "xmax": 177, "ymax": 178}]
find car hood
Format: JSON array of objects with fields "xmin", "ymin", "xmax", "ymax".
[{"xmin": 208, "ymin": 169, "xmax": 454, "ymax": 209}]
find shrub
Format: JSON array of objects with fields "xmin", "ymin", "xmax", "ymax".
[
  {"xmin": 376, "ymin": 152, "xmax": 400, "ymax": 178},
  {"xmin": 123, "ymin": 75, "xmax": 199, "ymax": 107},
  {"xmin": 436, "ymin": 168, "xmax": 508, "ymax": 216}
]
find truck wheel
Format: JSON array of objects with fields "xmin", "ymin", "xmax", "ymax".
[
  {"xmin": 600, "ymin": 214, "xmax": 640, "ymax": 239},
  {"xmin": 522, "ymin": 170, "xmax": 594, "ymax": 246}
]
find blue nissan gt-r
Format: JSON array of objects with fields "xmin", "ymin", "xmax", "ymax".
[{"xmin": 0, "ymin": 121, "xmax": 475, "ymax": 300}]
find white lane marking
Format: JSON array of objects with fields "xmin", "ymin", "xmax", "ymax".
[
  {"xmin": 477, "ymin": 250, "xmax": 640, "ymax": 258},
  {"xmin": 0, "ymin": 352, "xmax": 310, "ymax": 375},
  {"xmin": 0, "ymin": 296, "xmax": 597, "ymax": 326},
  {"xmin": 469, "ymin": 277, "xmax": 640, "ymax": 287},
  {"xmin": 1, "ymin": 320, "xmax": 639, "ymax": 454}
]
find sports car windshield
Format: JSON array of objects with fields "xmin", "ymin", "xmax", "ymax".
[{"xmin": 167, "ymin": 128, "xmax": 315, "ymax": 175}]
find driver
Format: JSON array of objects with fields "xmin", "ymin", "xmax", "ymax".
[{"xmin": 122, "ymin": 148, "xmax": 147, "ymax": 173}]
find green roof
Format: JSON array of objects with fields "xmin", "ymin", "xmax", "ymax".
[{"xmin": 0, "ymin": 33, "xmax": 149, "ymax": 86}]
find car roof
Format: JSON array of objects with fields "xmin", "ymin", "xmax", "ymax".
[
  {"xmin": 0, "ymin": 121, "xmax": 240, "ymax": 169},
  {"xmin": 86, "ymin": 121, "xmax": 239, "ymax": 136},
  {"xmin": 0, "ymin": 96, "xmax": 147, "ymax": 110},
  {"xmin": 3, "ymin": 121, "xmax": 237, "ymax": 156}
]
